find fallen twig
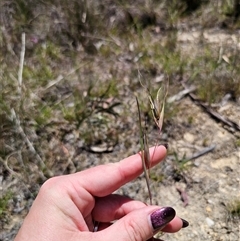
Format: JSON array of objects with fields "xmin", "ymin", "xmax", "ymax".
[
  {"xmin": 0, "ymin": 155, "xmax": 22, "ymax": 178},
  {"xmin": 176, "ymin": 187, "xmax": 189, "ymax": 207},
  {"xmin": 185, "ymin": 144, "xmax": 216, "ymax": 162},
  {"xmin": 182, "ymin": 83, "xmax": 240, "ymax": 133},
  {"xmin": 191, "ymin": 93, "xmax": 240, "ymax": 132},
  {"xmin": 43, "ymin": 63, "xmax": 89, "ymax": 91},
  {"xmin": 167, "ymin": 85, "xmax": 196, "ymax": 103}
]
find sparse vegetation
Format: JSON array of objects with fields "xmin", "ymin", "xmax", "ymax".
[
  {"xmin": 0, "ymin": 191, "xmax": 13, "ymax": 220},
  {"xmin": 0, "ymin": 1, "xmax": 239, "ymax": 240},
  {"xmin": 226, "ymin": 199, "xmax": 240, "ymax": 220}
]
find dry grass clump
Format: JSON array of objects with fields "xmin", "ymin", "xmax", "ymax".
[{"xmin": 226, "ymin": 199, "xmax": 240, "ymax": 221}]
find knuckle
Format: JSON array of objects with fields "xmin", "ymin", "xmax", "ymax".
[
  {"xmin": 39, "ymin": 176, "xmax": 62, "ymax": 196},
  {"xmin": 125, "ymin": 218, "xmax": 147, "ymax": 241}
]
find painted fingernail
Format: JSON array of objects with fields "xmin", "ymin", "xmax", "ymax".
[
  {"xmin": 150, "ymin": 207, "xmax": 176, "ymax": 231},
  {"xmin": 162, "ymin": 143, "xmax": 168, "ymax": 150},
  {"xmin": 181, "ymin": 218, "xmax": 189, "ymax": 228}
]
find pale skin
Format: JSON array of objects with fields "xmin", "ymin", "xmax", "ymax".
[{"xmin": 14, "ymin": 146, "xmax": 184, "ymax": 241}]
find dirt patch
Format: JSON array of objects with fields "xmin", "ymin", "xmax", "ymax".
[
  {"xmin": 114, "ymin": 96, "xmax": 240, "ymax": 241},
  {"xmin": 159, "ymin": 98, "xmax": 239, "ymax": 241}
]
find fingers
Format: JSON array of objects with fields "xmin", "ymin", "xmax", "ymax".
[
  {"xmin": 92, "ymin": 194, "xmax": 147, "ymax": 222},
  {"xmin": 94, "ymin": 206, "xmax": 181, "ymax": 241},
  {"xmin": 161, "ymin": 217, "xmax": 184, "ymax": 233},
  {"xmin": 92, "ymin": 194, "xmax": 184, "ymax": 233},
  {"xmin": 35, "ymin": 145, "xmax": 166, "ymax": 227},
  {"xmin": 74, "ymin": 145, "xmax": 167, "ymax": 197}
]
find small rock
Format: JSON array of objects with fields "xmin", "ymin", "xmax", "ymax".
[
  {"xmin": 183, "ymin": 133, "xmax": 195, "ymax": 143},
  {"xmin": 207, "ymin": 199, "xmax": 214, "ymax": 204},
  {"xmin": 206, "ymin": 217, "xmax": 215, "ymax": 227},
  {"xmin": 205, "ymin": 206, "xmax": 212, "ymax": 213},
  {"xmin": 129, "ymin": 42, "xmax": 134, "ymax": 51}
]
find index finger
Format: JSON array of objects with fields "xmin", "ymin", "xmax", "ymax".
[{"xmin": 73, "ymin": 145, "xmax": 167, "ymax": 197}]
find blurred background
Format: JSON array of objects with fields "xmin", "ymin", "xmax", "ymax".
[{"xmin": 0, "ymin": 1, "xmax": 240, "ymax": 240}]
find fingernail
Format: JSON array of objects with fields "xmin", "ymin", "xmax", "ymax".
[
  {"xmin": 162, "ymin": 143, "xmax": 168, "ymax": 150},
  {"xmin": 181, "ymin": 218, "xmax": 189, "ymax": 228},
  {"xmin": 150, "ymin": 207, "xmax": 175, "ymax": 231}
]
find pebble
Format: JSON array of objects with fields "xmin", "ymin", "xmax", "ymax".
[
  {"xmin": 205, "ymin": 206, "xmax": 212, "ymax": 213},
  {"xmin": 183, "ymin": 132, "xmax": 195, "ymax": 143},
  {"xmin": 205, "ymin": 217, "xmax": 215, "ymax": 227},
  {"xmin": 207, "ymin": 199, "xmax": 214, "ymax": 204}
]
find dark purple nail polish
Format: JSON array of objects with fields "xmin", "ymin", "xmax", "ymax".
[
  {"xmin": 150, "ymin": 207, "xmax": 175, "ymax": 230},
  {"xmin": 162, "ymin": 143, "xmax": 168, "ymax": 150},
  {"xmin": 181, "ymin": 218, "xmax": 189, "ymax": 228}
]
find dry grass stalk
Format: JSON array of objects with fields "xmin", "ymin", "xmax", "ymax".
[
  {"xmin": 136, "ymin": 97, "xmax": 152, "ymax": 204},
  {"xmin": 18, "ymin": 32, "xmax": 25, "ymax": 95},
  {"xmin": 137, "ymin": 73, "xmax": 168, "ymax": 205},
  {"xmin": 8, "ymin": 32, "xmax": 53, "ymax": 179},
  {"xmin": 10, "ymin": 108, "xmax": 52, "ymax": 179}
]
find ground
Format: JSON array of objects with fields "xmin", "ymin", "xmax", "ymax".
[{"xmin": 1, "ymin": 1, "xmax": 240, "ymax": 240}]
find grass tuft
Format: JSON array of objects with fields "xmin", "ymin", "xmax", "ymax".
[
  {"xmin": 0, "ymin": 191, "xmax": 13, "ymax": 220},
  {"xmin": 226, "ymin": 199, "xmax": 240, "ymax": 220}
]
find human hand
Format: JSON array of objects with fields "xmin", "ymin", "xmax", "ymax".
[{"xmin": 14, "ymin": 145, "xmax": 188, "ymax": 241}]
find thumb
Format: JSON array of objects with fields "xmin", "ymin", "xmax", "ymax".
[{"xmin": 97, "ymin": 207, "xmax": 176, "ymax": 241}]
